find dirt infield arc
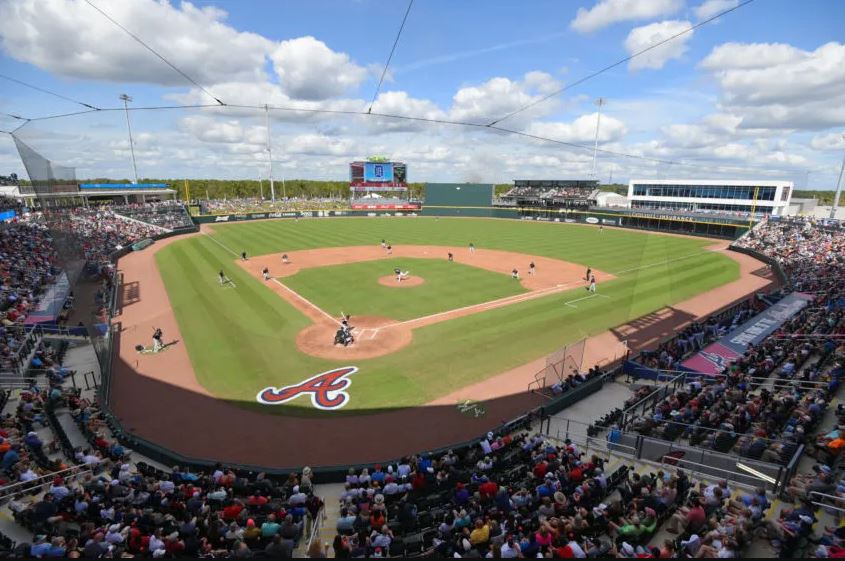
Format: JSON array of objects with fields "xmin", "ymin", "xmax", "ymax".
[
  {"xmin": 107, "ymin": 231, "xmax": 777, "ymax": 469},
  {"xmin": 236, "ymin": 245, "xmax": 614, "ymax": 360}
]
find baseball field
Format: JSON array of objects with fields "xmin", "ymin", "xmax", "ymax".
[{"xmin": 148, "ymin": 217, "xmax": 739, "ymax": 414}]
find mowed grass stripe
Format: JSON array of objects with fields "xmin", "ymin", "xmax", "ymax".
[
  {"xmin": 155, "ymin": 219, "xmax": 740, "ymax": 411},
  {"xmin": 208, "ymin": 217, "xmax": 705, "ymax": 273},
  {"xmin": 280, "ymin": 258, "xmax": 526, "ymax": 321}
]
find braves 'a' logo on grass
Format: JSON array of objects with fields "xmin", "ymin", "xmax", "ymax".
[{"xmin": 256, "ymin": 366, "xmax": 358, "ymax": 410}]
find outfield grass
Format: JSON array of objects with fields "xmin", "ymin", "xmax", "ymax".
[
  {"xmin": 155, "ymin": 217, "xmax": 740, "ymax": 413},
  {"xmin": 281, "ymin": 258, "xmax": 526, "ymax": 321}
]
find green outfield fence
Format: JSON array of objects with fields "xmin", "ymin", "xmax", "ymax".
[{"xmin": 189, "ymin": 205, "xmax": 753, "ymax": 239}]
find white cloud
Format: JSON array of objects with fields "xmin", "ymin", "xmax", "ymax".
[
  {"xmin": 527, "ymin": 113, "xmax": 628, "ymax": 144},
  {"xmin": 693, "ymin": 0, "xmax": 739, "ymax": 21},
  {"xmin": 270, "ymin": 36, "xmax": 367, "ymax": 101},
  {"xmin": 286, "ymin": 134, "xmax": 356, "ymax": 156},
  {"xmin": 570, "ymin": 0, "xmax": 683, "ymax": 33},
  {"xmin": 0, "ymin": 0, "xmax": 271, "ymax": 88},
  {"xmin": 448, "ymin": 72, "xmax": 561, "ymax": 126},
  {"xmin": 700, "ymin": 42, "xmax": 804, "ymax": 70},
  {"xmin": 625, "ymin": 20, "xmax": 693, "ymax": 70},
  {"xmin": 810, "ymin": 132, "xmax": 845, "ymax": 151},
  {"xmin": 700, "ymin": 41, "xmax": 845, "ymax": 130}
]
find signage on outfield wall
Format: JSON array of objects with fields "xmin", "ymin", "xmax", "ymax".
[
  {"xmin": 585, "ymin": 217, "xmax": 599, "ymax": 224},
  {"xmin": 564, "ymin": 219, "xmax": 576, "ymax": 223},
  {"xmin": 601, "ymin": 219, "xmax": 617, "ymax": 225}
]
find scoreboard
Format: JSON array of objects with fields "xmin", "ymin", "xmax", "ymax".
[{"xmin": 350, "ymin": 161, "xmax": 407, "ymax": 185}]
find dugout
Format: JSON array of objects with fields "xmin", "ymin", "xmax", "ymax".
[{"xmin": 422, "ymin": 183, "xmax": 493, "ymax": 216}]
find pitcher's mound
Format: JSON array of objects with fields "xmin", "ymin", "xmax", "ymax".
[{"xmin": 378, "ymin": 275, "xmax": 425, "ymax": 287}]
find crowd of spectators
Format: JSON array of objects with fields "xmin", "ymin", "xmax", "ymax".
[
  {"xmin": 626, "ymin": 217, "xmax": 845, "ymax": 466},
  {"xmin": 0, "ymin": 221, "xmax": 60, "ymax": 371},
  {"xmin": 499, "ymin": 186, "xmax": 598, "ymax": 208},
  {"xmin": 111, "ymin": 201, "xmax": 194, "ymax": 231},
  {"xmin": 43, "ymin": 208, "xmax": 160, "ymax": 271},
  {"xmin": 0, "ymin": 367, "xmax": 326, "ymax": 558},
  {"xmin": 202, "ymin": 197, "xmax": 348, "ymax": 214}
]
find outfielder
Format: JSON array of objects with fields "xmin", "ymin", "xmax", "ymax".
[{"xmin": 469, "ymin": 242, "xmax": 475, "ymax": 254}]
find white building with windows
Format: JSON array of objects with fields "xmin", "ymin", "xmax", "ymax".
[{"xmin": 627, "ymin": 179, "xmax": 793, "ymax": 216}]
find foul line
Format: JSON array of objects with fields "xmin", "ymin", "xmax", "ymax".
[
  {"xmin": 271, "ymin": 278, "xmax": 340, "ymax": 325},
  {"xmin": 564, "ymin": 293, "xmax": 610, "ymax": 308},
  {"xmin": 202, "ymin": 230, "xmax": 240, "ymax": 258}
]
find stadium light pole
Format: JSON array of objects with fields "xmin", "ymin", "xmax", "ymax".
[
  {"xmin": 264, "ymin": 104, "xmax": 276, "ymax": 202},
  {"xmin": 119, "ymin": 94, "xmax": 139, "ymax": 184},
  {"xmin": 831, "ymin": 133, "xmax": 845, "ymax": 220},
  {"xmin": 591, "ymin": 98, "xmax": 606, "ymax": 181}
]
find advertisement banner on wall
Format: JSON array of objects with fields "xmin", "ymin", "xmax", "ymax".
[{"xmin": 681, "ymin": 292, "xmax": 814, "ymax": 375}]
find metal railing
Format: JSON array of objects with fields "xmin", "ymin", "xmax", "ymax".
[
  {"xmin": 0, "ymin": 464, "xmax": 93, "ymax": 502},
  {"xmin": 304, "ymin": 502, "xmax": 326, "ymax": 556}
]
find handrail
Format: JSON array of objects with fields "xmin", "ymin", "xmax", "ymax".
[
  {"xmin": 305, "ymin": 502, "xmax": 325, "ymax": 556},
  {"xmin": 0, "ymin": 464, "xmax": 92, "ymax": 501}
]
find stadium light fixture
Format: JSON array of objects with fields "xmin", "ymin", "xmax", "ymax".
[
  {"xmin": 119, "ymin": 93, "xmax": 139, "ymax": 184},
  {"xmin": 264, "ymin": 105, "xmax": 276, "ymax": 202},
  {"xmin": 591, "ymin": 98, "xmax": 606, "ymax": 181},
  {"xmin": 831, "ymin": 133, "xmax": 845, "ymax": 220}
]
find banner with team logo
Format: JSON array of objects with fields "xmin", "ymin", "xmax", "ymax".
[{"xmin": 681, "ymin": 292, "xmax": 814, "ymax": 375}]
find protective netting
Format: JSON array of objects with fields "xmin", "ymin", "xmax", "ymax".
[
  {"xmin": 537, "ymin": 337, "xmax": 587, "ymax": 388},
  {"xmin": 6, "ymin": 131, "xmax": 114, "ymax": 377}
]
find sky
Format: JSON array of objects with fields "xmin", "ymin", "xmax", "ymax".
[{"xmin": 0, "ymin": 0, "xmax": 844, "ymax": 188}]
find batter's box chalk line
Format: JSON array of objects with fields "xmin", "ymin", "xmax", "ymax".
[
  {"xmin": 356, "ymin": 328, "xmax": 380, "ymax": 340},
  {"xmin": 564, "ymin": 293, "xmax": 610, "ymax": 308}
]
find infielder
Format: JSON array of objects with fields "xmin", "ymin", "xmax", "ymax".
[
  {"xmin": 218, "ymin": 270, "xmax": 227, "ymax": 285},
  {"xmin": 262, "ymin": 267, "xmax": 270, "ymax": 281},
  {"xmin": 241, "ymin": 251, "xmax": 248, "ymax": 261},
  {"xmin": 512, "ymin": 268, "xmax": 520, "ymax": 280},
  {"xmin": 282, "ymin": 254, "xmax": 290, "ymax": 265},
  {"xmin": 587, "ymin": 274, "xmax": 597, "ymax": 293},
  {"xmin": 529, "ymin": 261, "xmax": 536, "ymax": 276},
  {"xmin": 469, "ymin": 242, "xmax": 475, "ymax": 254}
]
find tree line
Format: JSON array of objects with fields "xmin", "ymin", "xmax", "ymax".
[{"xmin": 19, "ymin": 177, "xmax": 845, "ymax": 205}]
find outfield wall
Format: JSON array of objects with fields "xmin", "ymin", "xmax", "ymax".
[{"xmin": 190, "ymin": 206, "xmax": 751, "ymax": 239}]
